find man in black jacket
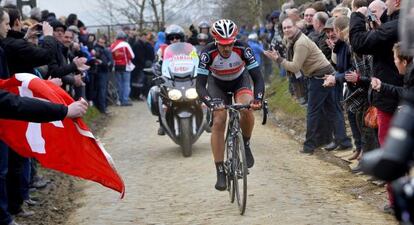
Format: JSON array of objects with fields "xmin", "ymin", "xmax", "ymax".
[
  {"xmin": 350, "ymin": 1, "xmax": 402, "ymax": 145},
  {"xmin": 1, "ymin": 6, "xmax": 56, "ymax": 75},
  {"xmin": 349, "ymin": 0, "xmax": 402, "ymax": 212}
]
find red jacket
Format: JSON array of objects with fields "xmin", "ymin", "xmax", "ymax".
[{"xmin": 110, "ymin": 40, "xmax": 134, "ymax": 66}]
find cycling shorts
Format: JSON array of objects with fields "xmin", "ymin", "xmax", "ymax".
[{"xmin": 207, "ymin": 70, "xmax": 253, "ymax": 105}]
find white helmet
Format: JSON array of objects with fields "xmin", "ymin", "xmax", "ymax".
[{"xmin": 211, "ymin": 19, "xmax": 238, "ymax": 45}]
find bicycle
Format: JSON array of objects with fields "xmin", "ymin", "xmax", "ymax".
[{"xmin": 209, "ymin": 99, "xmax": 268, "ymax": 215}]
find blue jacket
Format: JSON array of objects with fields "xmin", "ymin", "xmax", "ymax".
[
  {"xmin": 154, "ymin": 32, "xmax": 166, "ymax": 54},
  {"xmin": 247, "ymin": 40, "xmax": 264, "ymax": 66}
]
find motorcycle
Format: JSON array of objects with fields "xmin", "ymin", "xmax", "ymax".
[{"xmin": 147, "ymin": 43, "xmax": 207, "ymax": 157}]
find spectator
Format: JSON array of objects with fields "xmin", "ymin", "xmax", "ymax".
[
  {"xmin": 310, "ymin": 11, "xmax": 331, "ymax": 58},
  {"xmin": 28, "ymin": 7, "xmax": 41, "ymax": 25},
  {"xmin": 110, "ymin": 30, "xmax": 135, "ymax": 106},
  {"xmin": 349, "ymin": 0, "xmax": 401, "ymax": 212},
  {"xmin": 93, "ymin": 36, "xmax": 113, "ymax": 114},
  {"xmin": 371, "ymin": 43, "xmax": 414, "ymax": 100},
  {"xmin": 287, "ymin": 8, "xmax": 301, "ymax": 23},
  {"xmin": 65, "ymin": 13, "xmax": 78, "ymax": 27},
  {"xmin": 154, "ymin": 31, "xmax": 165, "ymax": 54},
  {"xmin": 303, "ymin": 7, "xmax": 317, "ymax": 35},
  {"xmin": 264, "ymin": 18, "xmax": 351, "ymax": 154},
  {"xmin": 247, "ymin": 33, "xmax": 264, "ymax": 67}
]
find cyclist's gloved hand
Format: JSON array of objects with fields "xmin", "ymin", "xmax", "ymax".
[{"xmin": 250, "ymin": 99, "xmax": 262, "ymax": 110}]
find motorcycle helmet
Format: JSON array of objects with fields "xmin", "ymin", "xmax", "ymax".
[
  {"xmin": 197, "ymin": 33, "xmax": 209, "ymax": 42},
  {"xmin": 198, "ymin": 20, "xmax": 210, "ymax": 29},
  {"xmin": 211, "ymin": 19, "xmax": 238, "ymax": 45},
  {"xmin": 400, "ymin": 0, "xmax": 414, "ymax": 56},
  {"xmin": 165, "ymin": 24, "xmax": 185, "ymax": 43}
]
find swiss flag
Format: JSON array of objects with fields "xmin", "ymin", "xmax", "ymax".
[{"xmin": 0, "ymin": 73, "xmax": 125, "ymax": 198}]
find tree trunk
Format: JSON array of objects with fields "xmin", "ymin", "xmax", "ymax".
[
  {"xmin": 139, "ymin": 0, "xmax": 147, "ymax": 31},
  {"xmin": 149, "ymin": 0, "xmax": 160, "ymax": 31},
  {"xmin": 160, "ymin": 0, "xmax": 166, "ymax": 28}
]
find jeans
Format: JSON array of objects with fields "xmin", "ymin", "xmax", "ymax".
[
  {"xmin": 7, "ymin": 150, "xmax": 24, "ymax": 215},
  {"xmin": 95, "ymin": 71, "xmax": 109, "ymax": 113},
  {"xmin": 0, "ymin": 142, "xmax": 11, "ymax": 225},
  {"xmin": 21, "ymin": 158, "xmax": 31, "ymax": 201},
  {"xmin": 115, "ymin": 71, "xmax": 131, "ymax": 104},
  {"xmin": 303, "ymin": 78, "xmax": 351, "ymax": 151}
]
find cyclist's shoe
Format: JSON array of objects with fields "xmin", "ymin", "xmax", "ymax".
[
  {"xmin": 215, "ymin": 162, "xmax": 227, "ymax": 191},
  {"xmin": 158, "ymin": 126, "xmax": 165, "ymax": 136},
  {"xmin": 244, "ymin": 143, "xmax": 254, "ymax": 168}
]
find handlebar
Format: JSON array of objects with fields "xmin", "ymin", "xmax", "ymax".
[{"xmin": 208, "ymin": 100, "xmax": 268, "ymax": 127}]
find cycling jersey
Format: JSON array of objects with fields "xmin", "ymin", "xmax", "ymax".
[
  {"xmin": 197, "ymin": 41, "xmax": 259, "ymax": 81},
  {"xmin": 196, "ymin": 41, "xmax": 265, "ymax": 106}
]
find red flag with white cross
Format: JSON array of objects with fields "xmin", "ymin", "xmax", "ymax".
[{"xmin": 0, "ymin": 73, "xmax": 125, "ymax": 198}]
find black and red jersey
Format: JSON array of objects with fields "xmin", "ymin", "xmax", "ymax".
[{"xmin": 197, "ymin": 41, "xmax": 260, "ymax": 81}]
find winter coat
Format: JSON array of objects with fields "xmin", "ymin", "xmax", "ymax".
[
  {"xmin": 349, "ymin": 10, "xmax": 403, "ymax": 113},
  {"xmin": 110, "ymin": 39, "xmax": 134, "ymax": 71},
  {"xmin": 1, "ymin": 30, "xmax": 57, "ymax": 75}
]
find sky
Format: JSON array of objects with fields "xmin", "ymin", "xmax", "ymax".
[{"xmin": 37, "ymin": 0, "xmax": 101, "ymax": 25}]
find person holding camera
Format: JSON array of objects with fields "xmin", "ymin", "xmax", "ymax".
[
  {"xmin": 1, "ymin": 5, "xmax": 57, "ymax": 76},
  {"xmin": 349, "ymin": 0, "xmax": 402, "ymax": 213},
  {"xmin": 264, "ymin": 18, "xmax": 351, "ymax": 154}
]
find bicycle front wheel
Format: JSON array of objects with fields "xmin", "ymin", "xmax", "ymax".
[
  {"xmin": 225, "ymin": 136, "xmax": 235, "ymax": 203},
  {"xmin": 233, "ymin": 131, "xmax": 247, "ymax": 215}
]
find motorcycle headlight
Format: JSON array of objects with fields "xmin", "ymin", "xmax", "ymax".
[
  {"xmin": 185, "ymin": 88, "xmax": 198, "ymax": 99},
  {"xmin": 168, "ymin": 89, "xmax": 182, "ymax": 101}
]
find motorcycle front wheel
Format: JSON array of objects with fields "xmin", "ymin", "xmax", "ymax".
[{"xmin": 180, "ymin": 118, "xmax": 193, "ymax": 157}]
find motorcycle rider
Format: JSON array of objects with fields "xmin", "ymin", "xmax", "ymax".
[
  {"xmin": 195, "ymin": 33, "xmax": 209, "ymax": 55},
  {"xmin": 195, "ymin": 19, "xmax": 265, "ymax": 191},
  {"xmin": 153, "ymin": 24, "xmax": 185, "ymax": 135},
  {"xmin": 198, "ymin": 20, "xmax": 214, "ymax": 43}
]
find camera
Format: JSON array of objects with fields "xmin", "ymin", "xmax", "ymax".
[
  {"xmin": 360, "ymin": 90, "xmax": 414, "ymax": 223},
  {"xmin": 367, "ymin": 9, "xmax": 379, "ymax": 30},
  {"xmin": 270, "ymin": 41, "xmax": 286, "ymax": 58},
  {"xmin": 392, "ymin": 176, "xmax": 414, "ymax": 224}
]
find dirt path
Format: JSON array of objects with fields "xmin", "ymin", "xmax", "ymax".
[{"xmin": 66, "ymin": 102, "xmax": 395, "ymax": 225}]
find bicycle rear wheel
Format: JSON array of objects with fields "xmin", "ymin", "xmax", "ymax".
[{"xmin": 233, "ymin": 131, "xmax": 247, "ymax": 215}]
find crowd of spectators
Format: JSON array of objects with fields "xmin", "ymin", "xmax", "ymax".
[
  {"xmin": 0, "ymin": 3, "xmax": 160, "ymax": 224},
  {"xmin": 258, "ymin": 0, "xmax": 409, "ymax": 216}
]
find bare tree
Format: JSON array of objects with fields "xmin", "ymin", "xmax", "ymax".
[{"xmin": 96, "ymin": 0, "xmax": 147, "ymax": 30}]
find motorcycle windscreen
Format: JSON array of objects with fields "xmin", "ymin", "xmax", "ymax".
[
  {"xmin": 162, "ymin": 43, "xmax": 199, "ymax": 79},
  {"xmin": 400, "ymin": 0, "xmax": 414, "ymax": 56}
]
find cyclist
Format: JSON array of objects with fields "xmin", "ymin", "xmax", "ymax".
[{"xmin": 195, "ymin": 19, "xmax": 265, "ymax": 191}]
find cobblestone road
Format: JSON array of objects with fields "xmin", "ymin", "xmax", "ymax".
[{"xmin": 66, "ymin": 102, "xmax": 395, "ymax": 225}]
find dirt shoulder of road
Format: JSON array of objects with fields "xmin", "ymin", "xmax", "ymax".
[{"xmin": 268, "ymin": 109, "xmax": 389, "ymax": 212}]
